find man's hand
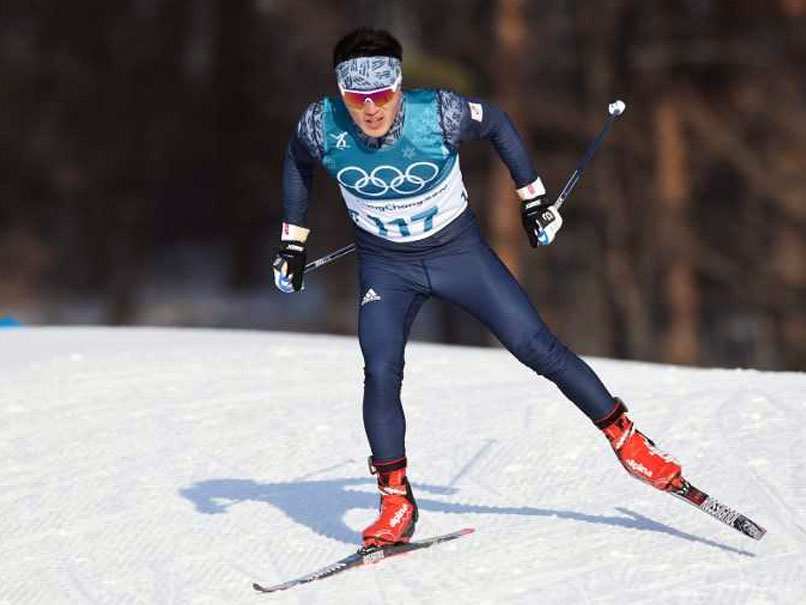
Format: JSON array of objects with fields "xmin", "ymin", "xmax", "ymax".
[
  {"xmin": 272, "ymin": 222, "xmax": 310, "ymax": 293},
  {"xmin": 521, "ymin": 198, "xmax": 563, "ymax": 247},
  {"xmin": 272, "ymin": 241, "xmax": 307, "ymax": 293},
  {"xmin": 517, "ymin": 177, "xmax": 563, "ymax": 247}
]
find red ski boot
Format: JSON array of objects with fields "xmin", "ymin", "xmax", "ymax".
[
  {"xmin": 597, "ymin": 399, "xmax": 683, "ymax": 491},
  {"xmin": 362, "ymin": 456, "xmax": 418, "ymax": 548}
]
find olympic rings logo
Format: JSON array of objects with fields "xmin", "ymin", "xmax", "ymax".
[{"xmin": 336, "ymin": 162, "xmax": 440, "ymax": 197}]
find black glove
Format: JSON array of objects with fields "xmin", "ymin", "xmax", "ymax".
[
  {"xmin": 521, "ymin": 197, "xmax": 563, "ymax": 247},
  {"xmin": 272, "ymin": 240, "xmax": 306, "ymax": 293}
]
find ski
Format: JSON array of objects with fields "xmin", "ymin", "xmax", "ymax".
[
  {"xmin": 668, "ymin": 477, "xmax": 766, "ymax": 540},
  {"xmin": 252, "ymin": 527, "xmax": 475, "ymax": 594}
]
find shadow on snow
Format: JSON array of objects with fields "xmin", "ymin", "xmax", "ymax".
[{"xmin": 179, "ymin": 476, "xmax": 754, "ymax": 557}]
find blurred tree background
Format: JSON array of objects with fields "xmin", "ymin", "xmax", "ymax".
[{"xmin": 1, "ymin": 0, "xmax": 804, "ymax": 370}]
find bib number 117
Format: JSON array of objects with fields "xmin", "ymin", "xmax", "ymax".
[{"xmin": 353, "ymin": 206, "xmax": 439, "ymax": 238}]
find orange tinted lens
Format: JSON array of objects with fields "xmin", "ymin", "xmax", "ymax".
[
  {"xmin": 342, "ymin": 91, "xmax": 368, "ymax": 109},
  {"xmin": 342, "ymin": 88, "xmax": 396, "ymax": 109},
  {"xmin": 368, "ymin": 88, "xmax": 395, "ymax": 106}
]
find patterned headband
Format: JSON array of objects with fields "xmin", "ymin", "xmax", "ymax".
[{"xmin": 335, "ymin": 56, "xmax": 402, "ymax": 91}]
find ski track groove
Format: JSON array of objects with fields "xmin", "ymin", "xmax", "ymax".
[{"xmin": 715, "ymin": 390, "xmax": 806, "ymax": 544}]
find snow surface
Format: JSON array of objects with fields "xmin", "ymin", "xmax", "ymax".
[{"xmin": 1, "ymin": 327, "xmax": 805, "ymax": 604}]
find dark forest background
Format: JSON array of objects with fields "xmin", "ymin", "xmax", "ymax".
[{"xmin": 1, "ymin": 0, "xmax": 804, "ymax": 370}]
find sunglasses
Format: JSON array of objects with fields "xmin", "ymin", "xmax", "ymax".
[{"xmin": 339, "ymin": 75, "xmax": 402, "ymax": 110}]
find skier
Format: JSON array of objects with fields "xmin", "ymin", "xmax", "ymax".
[{"xmin": 272, "ymin": 27, "xmax": 683, "ymax": 548}]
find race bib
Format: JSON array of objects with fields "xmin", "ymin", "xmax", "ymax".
[{"xmin": 340, "ymin": 158, "xmax": 468, "ymax": 242}]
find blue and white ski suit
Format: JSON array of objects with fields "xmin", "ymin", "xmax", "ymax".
[{"xmin": 283, "ymin": 89, "xmax": 617, "ymax": 461}]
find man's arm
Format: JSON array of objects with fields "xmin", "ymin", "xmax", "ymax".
[
  {"xmin": 437, "ymin": 90, "xmax": 538, "ymax": 189},
  {"xmin": 437, "ymin": 90, "xmax": 562, "ymax": 246},
  {"xmin": 273, "ymin": 101, "xmax": 324, "ymax": 293},
  {"xmin": 282, "ymin": 100, "xmax": 325, "ymax": 227}
]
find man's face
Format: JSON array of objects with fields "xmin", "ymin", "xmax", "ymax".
[
  {"xmin": 342, "ymin": 83, "xmax": 403, "ymax": 138},
  {"xmin": 341, "ymin": 89, "xmax": 402, "ymax": 138}
]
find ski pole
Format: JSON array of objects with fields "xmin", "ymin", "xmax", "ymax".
[
  {"xmin": 304, "ymin": 99, "xmax": 627, "ymax": 273},
  {"xmin": 553, "ymin": 99, "xmax": 626, "ymax": 211},
  {"xmin": 304, "ymin": 242, "xmax": 356, "ymax": 273}
]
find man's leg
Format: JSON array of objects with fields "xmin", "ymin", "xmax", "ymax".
[
  {"xmin": 357, "ymin": 256, "xmax": 428, "ymax": 546},
  {"xmin": 426, "ymin": 241, "xmax": 682, "ymax": 490},
  {"xmin": 358, "ymin": 258, "xmax": 428, "ymax": 461},
  {"xmin": 426, "ymin": 241, "xmax": 616, "ymax": 421}
]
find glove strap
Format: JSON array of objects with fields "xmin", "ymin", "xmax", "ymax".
[
  {"xmin": 283, "ymin": 241, "xmax": 306, "ymax": 254},
  {"xmin": 522, "ymin": 198, "xmax": 547, "ymax": 212}
]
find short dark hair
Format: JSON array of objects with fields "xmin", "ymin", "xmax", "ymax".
[{"xmin": 333, "ymin": 28, "xmax": 402, "ymax": 68}]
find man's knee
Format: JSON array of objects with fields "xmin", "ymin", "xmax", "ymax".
[
  {"xmin": 511, "ymin": 329, "xmax": 568, "ymax": 378},
  {"xmin": 363, "ymin": 359, "xmax": 406, "ymax": 432},
  {"xmin": 364, "ymin": 358, "xmax": 404, "ymax": 391}
]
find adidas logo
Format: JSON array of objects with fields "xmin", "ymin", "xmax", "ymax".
[{"xmin": 361, "ymin": 288, "xmax": 382, "ymax": 306}]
